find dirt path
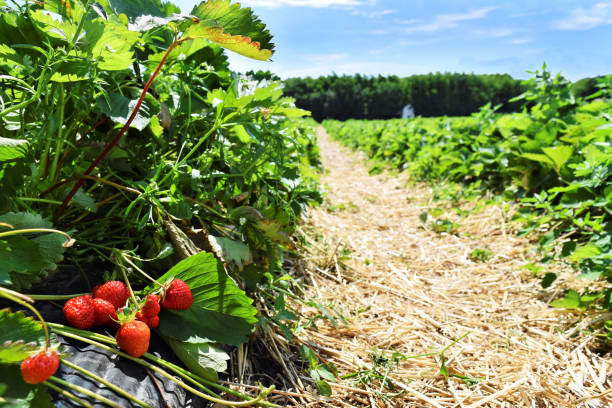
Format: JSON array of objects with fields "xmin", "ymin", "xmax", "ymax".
[{"xmin": 288, "ymin": 128, "xmax": 610, "ymax": 407}]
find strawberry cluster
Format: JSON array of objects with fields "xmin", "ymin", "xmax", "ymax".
[
  {"xmin": 19, "ymin": 279, "xmax": 193, "ymax": 384},
  {"xmin": 63, "ymin": 281, "xmax": 129, "ymax": 330},
  {"xmin": 60, "ymin": 279, "xmax": 193, "ymax": 358}
]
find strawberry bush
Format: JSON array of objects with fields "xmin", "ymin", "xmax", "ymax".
[
  {"xmin": 325, "ymin": 67, "xmax": 612, "ymax": 337},
  {"xmin": 0, "ymin": 0, "xmax": 320, "ymax": 405}
]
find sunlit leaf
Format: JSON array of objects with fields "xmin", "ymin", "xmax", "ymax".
[{"xmin": 155, "ymin": 252, "xmax": 257, "ymax": 346}]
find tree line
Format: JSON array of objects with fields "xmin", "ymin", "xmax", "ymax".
[{"xmin": 282, "ymin": 73, "xmax": 528, "ymax": 121}]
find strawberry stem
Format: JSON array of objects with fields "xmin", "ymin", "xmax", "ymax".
[
  {"xmin": 60, "ymin": 359, "xmax": 151, "ymax": 408},
  {"xmin": 43, "ymin": 380, "xmax": 95, "ymax": 408},
  {"xmin": 27, "ymin": 293, "xmax": 88, "ymax": 301},
  {"xmin": 116, "ymin": 254, "xmax": 139, "ymax": 307},
  {"xmin": 50, "ymin": 326, "xmax": 279, "ymax": 407},
  {"xmin": 120, "ymin": 252, "xmax": 163, "ymax": 288},
  {"xmin": 48, "ymin": 376, "xmax": 122, "ymax": 408},
  {"xmin": 0, "ymin": 228, "xmax": 75, "ymax": 247}
]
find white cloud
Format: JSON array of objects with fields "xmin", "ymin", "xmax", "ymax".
[
  {"xmin": 554, "ymin": 2, "xmax": 612, "ymax": 30},
  {"xmin": 405, "ymin": 7, "xmax": 496, "ymax": 33},
  {"xmin": 242, "ymin": 0, "xmax": 362, "ymax": 7},
  {"xmin": 351, "ymin": 9, "xmax": 395, "ymax": 18},
  {"xmin": 510, "ymin": 38, "xmax": 532, "ymax": 45},
  {"xmin": 487, "ymin": 28, "xmax": 514, "ymax": 38}
]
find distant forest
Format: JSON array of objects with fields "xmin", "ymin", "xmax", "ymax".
[{"xmin": 281, "ymin": 73, "xmax": 601, "ymax": 121}]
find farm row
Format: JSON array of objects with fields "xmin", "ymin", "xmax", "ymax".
[{"xmin": 324, "ymin": 70, "xmax": 612, "ymax": 329}]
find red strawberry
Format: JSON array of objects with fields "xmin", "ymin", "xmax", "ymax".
[
  {"xmin": 116, "ymin": 320, "xmax": 150, "ymax": 357},
  {"xmin": 93, "ymin": 298, "xmax": 117, "ymax": 326},
  {"xmin": 161, "ymin": 279, "xmax": 193, "ymax": 310},
  {"xmin": 93, "ymin": 281, "xmax": 130, "ymax": 309},
  {"xmin": 63, "ymin": 295, "xmax": 95, "ymax": 329},
  {"xmin": 20, "ymin": 350, "xmax": 60, "ymax": 384},
  {"xmin": 141, "ymin": 294, "xmax": 160, "ymax": 318},
  {"xmin": 147, "ymin": 315, "xmax": 159, "ymax": 329}
]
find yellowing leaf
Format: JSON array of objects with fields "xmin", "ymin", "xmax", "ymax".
[
  {"xmin": 184, "ymin": 26, "xmax": 272, "ymax": 61},
  {"xmin": 184, "ymin": 0, "xmax": 275, "ymax": 61}
]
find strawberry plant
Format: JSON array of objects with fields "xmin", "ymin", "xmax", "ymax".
[{"xmin": 0, "ymin": 0, "xmax": 321, "ymax": 404}]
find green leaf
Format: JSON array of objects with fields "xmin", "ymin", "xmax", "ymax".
[
  {"xmin": 106, "ymin": 0, "xmax": 180, "ymax": 20},
  {"xmin": 155, "ymin": 252, "xmax": 257, "ymax": 346},
  {"xmin": 96, "ymin": 92, "xmax": 160, "ymax": 131},
  {"xmin": 569, "ymin": 244, "xmax": 601, "ymax": 263},
  {"xmin": 255, "ymin": 220, "xmax": 289, "ymax": 244},
  {"xmin": 71, "ymin": 188, "xmax": 97, "ymax": 213},
  {"xmin": 231, "ymin": 125, "xmax": 254, "ymax": 144},
  {"xmin": 0, "ymin": 365, "xmax": 53, "ymax": 408},
  {"xmin": 551, "ymin": 290, "xmax": 582, "ymax": 309},
  {"xmin": 184, "ymin": 0, "xmax": 275, "ymax": 61},
  {"xmin": 0, "ymin": 237, "xmax": 46, "ymax": 285},
  {"xmin": 541, "ymin": 273, "xmax": 557, "ymax": 289},
  {"xmin": 0, "ymin": 212, "xmax": 70, "ymax": 289},
  {"xmin": 81, "ymin": 19, "xmax": 139, "ymax": 71},
  {"xmin": 542, "ymin": 145, "xmax": 573, "ymax": 174},
  {"xmin": 520, "ymin": 152, "xmax": 554, "ymax": 168},
  {"xmin": 0, "ymin": 309, "xmax": 47, "ymax": 364},
  {"xmin": 315, "ymin": 380, "xmax": 332, "ymax": 397},
  {"xmin": 207, "ymin": 235, "xmax": 253, "ymax": 272},
  {"xmin": 164, "ymin": 337, "xmax": 229, "ymax": 381},
  {"xmin": 0, "ymin": 138, "xmax": 28, "ymax": 162}
]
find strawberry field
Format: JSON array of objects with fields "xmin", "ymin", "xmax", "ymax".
[
  {"xmin": 1, "ymin": 1, "xmax": 612, "ymax": 407},
  {"xmin": 324, "ymin": 69, "xmax": 612, "ymax": 328}
]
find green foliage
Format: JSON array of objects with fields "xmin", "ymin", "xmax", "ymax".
[
  {"xmin": 0, "ymin": 213, "xmax": 70, "ymax": 289},
  {"xmin": 0, "ymin": 365, "xmax": 53, "ymax": 408},
  {"xmin": 299, "ymin": 345, "xmax": 337, "ymax": 396},
  {"xmin": 0, "ymin": 309, "xmax": 49, "ymax": 364},
  {"xmin": 324, "ymin": 65, "xmax": 612, "ymax": 328},
  {"xmin": 283, "ymin": 73, "xmax": 525, "ymax": 121},
  {"xmin": 469, "ymin": 248, "xmax": 492, "ymax": 262},
  {"xmin": 0, "ymin": 0, "xmax": 321, "ymax": 389},
  {"xmin": 0, "ymin": 137, "xmax": 28, "ymax": 162}
]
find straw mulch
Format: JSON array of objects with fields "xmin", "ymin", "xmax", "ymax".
[{"xmin": 237, "ymin": 128, "xmax": 611, "ymax": 407}]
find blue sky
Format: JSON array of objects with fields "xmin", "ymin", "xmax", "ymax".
[{"xmin": 172, "ymin": 1, "xmax": 612, "ymax": 80}]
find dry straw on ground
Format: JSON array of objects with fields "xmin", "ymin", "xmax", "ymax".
[{"xmin": 231, "ymin": 128, "xmax": 611, "ymax": 407}]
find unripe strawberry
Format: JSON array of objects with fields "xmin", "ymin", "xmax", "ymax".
[
  {"xmin": 147, "ymin": 315, "xmax": 159, "ymax": 329},
  {"xmin": 93, "ymin": 281, "xmax": 129, "ymax": 309},
  {"xmin": 141, "ymin": 294, "xmax": 160, "ymax": 318},
  {"xmin": 161, "ymin": 279, "xmax": 193, "ymax": 310},
  {"xmin": 116, "ymin": 320, "xmax": 150, "ymax": 357},
  {"xmin": 20, "ymin": 350, "xmax": 60, "ymax": 384},
  {"xmin": 92, "ymin": 298, "xmax": 117, "ymax": 326},
  {"xmin": 63, "ymin": 295, "xmax": 95, "ymax": 329}
]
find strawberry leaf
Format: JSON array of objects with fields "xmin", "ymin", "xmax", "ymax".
[
  {"xmin": 0, "ymin": 212, "xmax": 70, "ymax": 289},
  {"xmin": 184, "ymin": 0, "xmax": 274, "ymax": 61},
  {"xmin": 0, "ymin": 309, "xmax": 52, "ymax": 364},
  {"xmin": 207, "ymin": 235, "xmax": 253, "ymax": 272},
  {"xmin": 0, "ymin": 365, "xmax": 54, "ymax": 407},
  {"xmin": 0, "ymin": 137, "xmax": 28, "ymax": 162},
  {"xmin": 154, "ymin": 252, "xmax": 257, "ymax": 346},
  {"xmin": 163, "ymin": 336, "xmax": 229, "ymax": 381}
]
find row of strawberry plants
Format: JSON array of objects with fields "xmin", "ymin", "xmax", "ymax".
[
  {"xmin": 0, "ymin": 0, "xmax": 321, "ymax": 406},
  {"xmin": 324, "ymin": 67, "xmax": 612, "ymax": 336}
]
